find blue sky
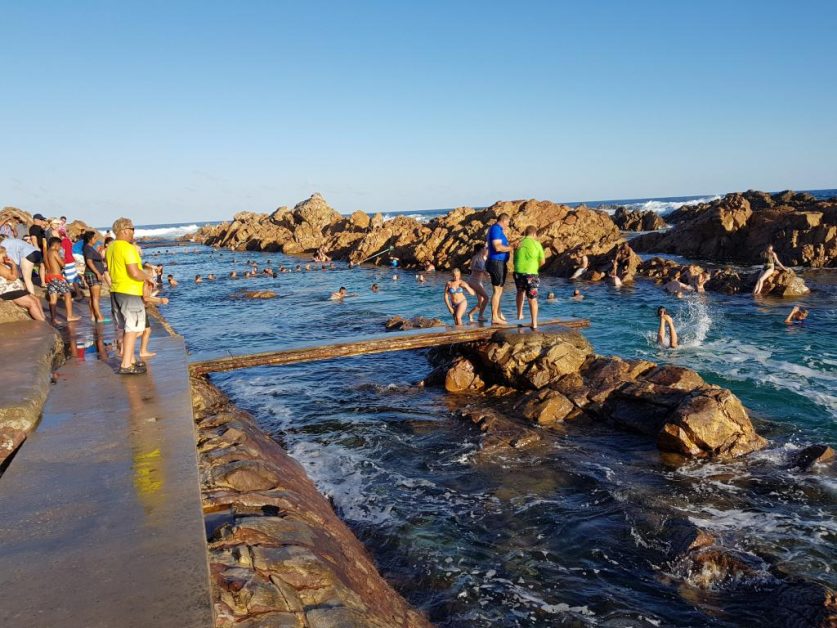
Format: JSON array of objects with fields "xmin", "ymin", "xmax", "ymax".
[{"xmin": 1, "ymin": 1, "xmax": 835, "ymax": 224}]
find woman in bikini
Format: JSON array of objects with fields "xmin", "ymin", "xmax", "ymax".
[
  {"xmin": 466, "ymin": 244, "xmax": 490, "ymax": 322},
  {"xmin": 444, "ymin": 268, "xmax": 476, "ymax": 326},
  {"xmin": 753, "ymin": 244, "xmax": 788, "ymax": 295}
]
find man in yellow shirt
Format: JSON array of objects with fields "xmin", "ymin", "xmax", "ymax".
[{"xmin": 106, "ymin": 217, "xmax": 152, "ymax": 374}]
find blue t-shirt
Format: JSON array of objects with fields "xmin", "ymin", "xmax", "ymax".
[
  {"xmin": 487, "ymin": 223, "xmax": 509, "ymax": 262},
  {"xmin": 1, "ymin": 237, "xmax": 38, "ymax": 265},
  {"xmin": 72, "ymin": 240, "xmax": 84, "ymax": 256}
]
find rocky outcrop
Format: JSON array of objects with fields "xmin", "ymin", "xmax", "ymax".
[
  {"xmin": 633, "ymin": 190, "xmax": 837, "ymax": 267},
  {"xmin": 791, "ymin": 444, "xmax": 835, "ymax": 471},
  {"xmin": 0, "ymin": 299, "xmax": 33, "ymax": 324},
  {"xmin": 191, "ymin": 194, "xmax": 630, "ymax": 275},
  {"xmin": 613, "ymin": 207, "xmax": 667, "ymax": 231},
  {"xmin": 0, "ymin": 321, "xmax": 64, "ymax": 467},
  {"xmin": 384, "ymin": 316, "xmax": 444, "ymax": 332},
  {"xmin": 430, "ymin": 330, "xmax": 767, "ymax": 460},
  {"xmin": 190, "ymin": 375, "xmax": 429, "ymax": 627}
]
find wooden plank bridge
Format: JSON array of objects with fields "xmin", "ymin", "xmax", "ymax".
[{"xmin": 189, "ymin": 318, "xmax": 589, "ymax": 376}]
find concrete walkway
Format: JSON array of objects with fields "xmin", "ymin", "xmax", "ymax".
[{"xmin": 0, "ymin": 324, "xmax": 213, "ymax": 626}]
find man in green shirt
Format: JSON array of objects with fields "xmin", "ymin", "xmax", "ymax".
[{"xmin": 513, "ymin": 225, "xmax": 545, "ymax": 329}]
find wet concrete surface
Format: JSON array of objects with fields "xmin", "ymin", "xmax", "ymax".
[{"xmin": 0, "ymin": 324, "xmax": 213, "ymax": 626}]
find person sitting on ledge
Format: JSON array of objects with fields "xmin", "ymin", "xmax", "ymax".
[
  {"xmin": 656, "ymin": 306, "xmax": 679, "ymax": 348},
  {"xmin": 753, "ymin": 244, "xmax": 788, "ymax": 295},
  {"xmin": 0, "ymin": 246, "xmax": 46, "ymax": 321},
  {"xmin": 785, "ymin": 305, "xmax": 808, "ymax": 324},
  {"xmin": 570, "ymin": 254, "xmax": 589, "ymax": 280}
]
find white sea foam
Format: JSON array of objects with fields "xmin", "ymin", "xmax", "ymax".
[
  {"xmin": 621, "ymin": 195, "xmax": 721, "ymax": 215},
  {"xmin": 134, "ymin": 224, "xmax": 200, "ymax": 239}
]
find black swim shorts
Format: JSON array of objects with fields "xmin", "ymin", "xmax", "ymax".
[
  {"xmin": 514, "ymin": 273, "xmax": 540, "ymax": 299},
  {"xmin": 486, "ymin": 259, "xmax": 507, "ymax": 287}
]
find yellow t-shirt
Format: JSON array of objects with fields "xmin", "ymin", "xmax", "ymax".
[{"xmin": 106, "ymin": 240, "xmax": 144, "ymax": 296}]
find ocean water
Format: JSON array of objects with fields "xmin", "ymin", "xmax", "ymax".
[{"xmin": 143, "ymin": 232, "xmax": 836, "ymax": 625}]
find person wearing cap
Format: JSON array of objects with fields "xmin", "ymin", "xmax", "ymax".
[
  {"xmin": 29, "ymin": 213, "xmax": 49, "ymax": 278},
  {"xmin": 106, "ymin": 217, "xmax": 154, "ymax": 375}
]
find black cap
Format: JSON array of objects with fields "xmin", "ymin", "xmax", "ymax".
[{"xmin": 32, "ymin": 213, "xmax": 46, "ymax": 220}]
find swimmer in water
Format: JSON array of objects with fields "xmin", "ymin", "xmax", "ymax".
[
  {"xmin": 167, "ymin": 274, "xmax": 178, "ymax": 287},
  {"xmin": 229, "ymin": 271, "xmax": 238, "ymax": 279},
  {"xmin": 371, "ymin": 283, "xmax": 379, "ymax": 293},
  {"xmin": 331, "ymin": 286, "xmax": 355, "ymax": 301},
  {"xmin": 785, "ymin": 305, "xmax": 808, "ymax": 324},
  {"xmin": 444, "ymin": 268, "xmax": 476, "ymax": 325},
  {"xmin": 571, "ymin": 289, "xmax": 584, "ymax": 301},
  {"xmin": 656, "ymin": 306, "xmax": 678, "ymax": 348},
  {"xmin": 546, "ymin": 291, "xmax": 556, "ymax": 302},
  {"xmin": 417, "ymin": 274, "xmax": 426, "ymax": 283},
  {"xmin": 206, "ymin": 274, "xmax": 216, "ymax": 280},
  {"xmin": 194, "ymin": 274, "xmax": 202, "ymax": 284}
]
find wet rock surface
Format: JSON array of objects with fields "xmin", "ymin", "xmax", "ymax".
[
  {"xmin": 430, "ymin": 330, "xmax": 767, "ymax": 459},
  {"xmin": 632, "ymin": 190, "xmax": 837, "ymax": 267},
  {"xmin": 190, "ymin": 375, "xmax": 429, "ymax": 628},
  {"xmin": 0, "ymin": 321, "xmax": 63, "ymax": 467}
]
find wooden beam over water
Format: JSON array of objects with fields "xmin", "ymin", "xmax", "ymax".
[{"xmin": 189, "ymin": 318, "xmax": 589, "ymax": 376}]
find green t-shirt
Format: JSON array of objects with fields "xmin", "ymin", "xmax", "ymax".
[{"xmin": 513, "ymin": 236, "xmax": 545, "ymax": 275}]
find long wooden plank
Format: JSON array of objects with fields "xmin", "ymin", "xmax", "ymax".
[{"xmin": 189, "ymin": 318, "xmax": 589, "ymax": 376}]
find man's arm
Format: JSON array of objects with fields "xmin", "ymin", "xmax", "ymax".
[
  {"xmin": 125, "ymin": 263, "xmax": 152, "ymax": 283},
  {"xmin": 491, "ymin": 239, "xmax": 512, "ymax": 253}
]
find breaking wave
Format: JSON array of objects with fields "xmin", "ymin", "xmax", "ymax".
[{"xmin": 134, "ymin": 224, "xmax": 200, "ymax": 239}]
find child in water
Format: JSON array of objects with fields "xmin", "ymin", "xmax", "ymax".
[
  {"xmin": 656, "ymin": 306, "xmax": 678, "ymax": 348},
  {"xmin": 444, "ymin": 268, "xmax": 476, "ymax": 326}
]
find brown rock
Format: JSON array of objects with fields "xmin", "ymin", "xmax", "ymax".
[
  {"xmin": 384, "ymin": 315, "xmax": 444, "ymax": 331},
  {"xmin": 633, "ymin": 190, "xmax": 837, "ymax": 268},
  {"xmin": 612, "ymin": 206, "xmax": 667, "ymax": 231},
  {"xmin": 659, "ymin": 388, "xmax": 767, "ymax": 458},
  {"xmin": 236, "ymin": 290, "xmax": 278, "ymax": 300},
  {"xmin": 444, "ymin": 357, "xmax": 485, "ymax": 393},
  {"xmin": 0, "ymin": 299, "xmax": 32, "ymax": 324},
  {"xmin": 520, "ymin": 389, "xmax": 575, "ymax": 425}
]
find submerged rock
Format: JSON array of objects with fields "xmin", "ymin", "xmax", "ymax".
[
  {"xmin": 384, "ymin": 315, "xmax": 444, "ymax": 332},
  {"xmin": 791, "ymin": 444, "xmax": 835, "ymax": 471},
  {"xmin": 234, "ymin": 290, "xmax": 278, "ymax": 300},
  {"xmin": 431, "ymin": 330, "xmax": 767, "ymax": 460}
]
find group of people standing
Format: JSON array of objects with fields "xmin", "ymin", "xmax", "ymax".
[{"xmin": 444, "ymin": 213, "xmax": 545, "ymax": 329}]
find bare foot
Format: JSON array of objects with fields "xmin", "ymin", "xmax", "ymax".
[
  {"xmin": 491, "ymin": 318, "xmax": 507, "ymax": 326},
  {"xmin": 67, "ymin": 316, "xmax": 81, "ymax": 322},
  {"xmin": 139, "ymin": 352, "xmax": 157, "ymax": 358},
  {"xmin": 499, "ymin": 314, "xmax": 508, "ymax": 322},
  {"xmin": 468, "ymin": 313, "xmax": 475, "ymax": 323}
]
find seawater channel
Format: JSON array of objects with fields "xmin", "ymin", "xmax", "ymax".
[{"xmin": 142, "ymin": 243, "xmax": 835, "ymax": 626}]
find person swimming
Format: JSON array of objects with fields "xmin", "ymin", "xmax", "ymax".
[
  {"xmin": 785, "ymin": 305, "xmax": 808, "ymax": 324},
  {"xmin": 444, "ymin": 268, "xmax": 477, "ymax": 326},
  {"xmin": 195, "ymin": 274, "xmax": 202, "ymax": 283},
  {"xmin": 371, "ymin": 283, "xmax": 379, "ymax": 293},
  {"xmin": 656, "ymin": 306, "xmax": 678, "ymax": 348},
  {"xmin": 167, "ymin": 274, "xmax": 178, "ymax": 287},
  {"xmin": 331, "ymin": 286, "xmax": 355, "ymax": 300},
  {"xmin": 571, "ymin": 289, "xmax": 584, "ymax": 301}
]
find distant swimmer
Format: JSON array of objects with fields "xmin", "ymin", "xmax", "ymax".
[
  {"xmin": 167, "ymin": 274, "xmax": 178, "ymax": 287},
  {"xmin": 305, "ymin": 264, "xmax": 311, "ymax": 271},
  {"xmin": 571, "ymin": 289, "xmax": 584, "ymax": 301},
  {"xmin": 295, "ymin": 264, "xmax": 302, "ymax": 272},
  {"xmin": 417, "ymin": 274, "xmax": 426, "ymax": 283},
  {"xmin": 371, "ymin": 283, "xmax": 379, "ymax": 293},
  {"xmin": 656, "ymin": 306, "xmax": 678, "ymax": 348},
  {"xmin": 229, "ymin": 271, "xmax": 237, "ymax": 279},
  {"xmin": 331, "ymin": 286, "xmax": 356, "ymax": 301},
  {"xmin": 444, "ymin": 268, "xmax": 476, "ymax": 326},
  {"xmin": 206, "ymin": 273, "xmax": 216, "ymax": 280},
  {"xmin": 424, "ymin": 260, "xmax": 436, "ymax": 272},
  {"xmin": 785, "ymin": 305, "xmax": 808, "ymax": 324},
  {"xmin": 195, "ymin": 274, "xmax": 202, "ymax": 283},
  {"xmin": 754, "ymin": 244, "xmax": 788, "ymax": 295},
  {"xmin": 546, "ymin": 291, "xmax": 556, "ymax": 302}
]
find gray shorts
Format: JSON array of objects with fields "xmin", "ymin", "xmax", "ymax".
[{"xmin": 111, "ymin": 292, "xmax": 147, "ymax": 333}]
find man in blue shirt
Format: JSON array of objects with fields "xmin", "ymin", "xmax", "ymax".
[{"xmin": 485, "ymin": 213, "xmax": 513, "ymax": 324}]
